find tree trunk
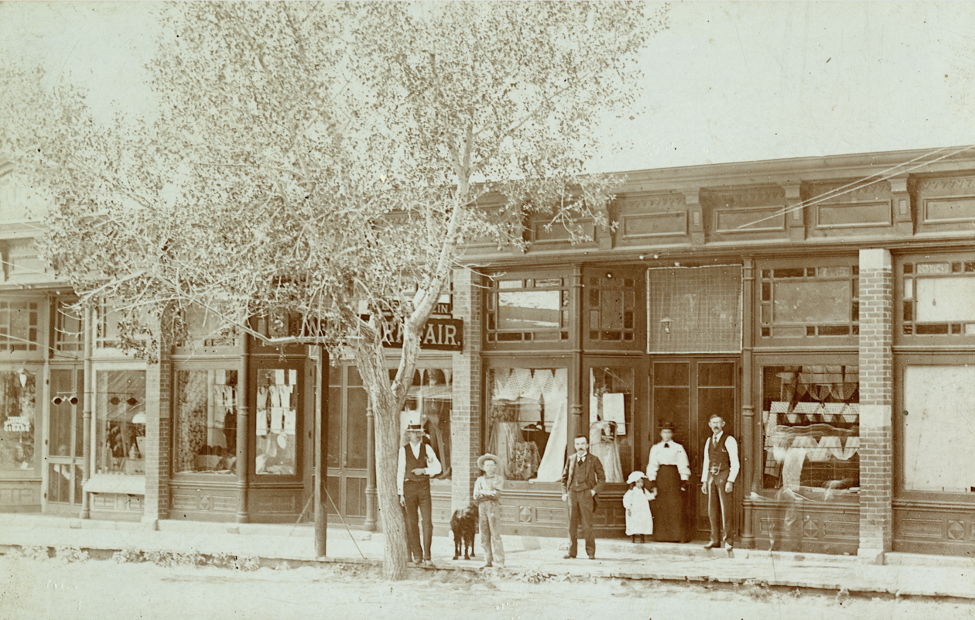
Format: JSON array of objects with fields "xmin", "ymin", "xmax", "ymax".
[
  {"xmin": 373, "ymin": 390, "xmax": 410, "ymax": 579},
  {"xmin": 351, "ymin": 340, "xmax": 412, "ymax": 580}
]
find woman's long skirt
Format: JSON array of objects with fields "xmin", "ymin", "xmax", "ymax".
[{"xmin": 652, "ymin": 464, "xmax": 687, "ymax": 542}]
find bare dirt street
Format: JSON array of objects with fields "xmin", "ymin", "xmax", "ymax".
[{"xmin": 1, "ymin": 554, "xmax": 973, "ymax": 620}]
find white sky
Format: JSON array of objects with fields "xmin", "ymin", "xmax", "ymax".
[{"xmin": 2, "ymin": 1, "xmax": 975, "ymax": 173}]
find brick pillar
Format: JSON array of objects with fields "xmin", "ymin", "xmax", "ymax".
[
  {"xmin": 143, "ymin": 339, "xmax": 171, "ymax": 526},
  {"xmin": 857, "ymin": 248, "xmax": 893, "ymax": 563},
  {"xmin": 451, "ymin": 267, "xmax": 482, "ymax": 512}
]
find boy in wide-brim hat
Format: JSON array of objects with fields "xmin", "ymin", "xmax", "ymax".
[{"xmin": 473, "ymin": 453, "xmax": 505, "ymax": 568}]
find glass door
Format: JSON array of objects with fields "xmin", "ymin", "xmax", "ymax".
[
  {"xmin": 326, "ymin": 365, "xmax": 368, "ymax": 522},
  {"xmin": 650, "ymin": 359, "xmax": 737, "ymax": 539},
  {"xmin": 46, "ymin": 367, "xmax": 84, "ymax": 512}
]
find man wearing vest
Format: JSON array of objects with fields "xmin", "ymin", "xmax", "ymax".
[
  {"xmin": 561, "ymin": 434, "xmax": 606, "ymax": 560},
  {"xmin": 700, "ymin": 414, "xmax": 739, "ymax": 551},
  {"xmin": 398, "ymin": 418, "xmax": 442, "ymax": 567}
]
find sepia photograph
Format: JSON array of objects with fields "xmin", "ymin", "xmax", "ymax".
[{"xmin": 2, "ymin": 2, "xmax": 975, "ymax": 618}]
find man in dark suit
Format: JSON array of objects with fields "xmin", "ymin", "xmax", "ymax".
[{"xmin": 561, "ymin": 434, "xmax": 606, "ymax": 560}]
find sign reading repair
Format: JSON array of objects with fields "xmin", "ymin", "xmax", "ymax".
[{"xmin": 381, "ymin": 317, "xmax": 464, "ymax": 352}]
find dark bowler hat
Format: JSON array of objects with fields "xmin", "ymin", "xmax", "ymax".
[{"xmin": 658, "ymin": 421, "xmax": 677, "ymax": 431}]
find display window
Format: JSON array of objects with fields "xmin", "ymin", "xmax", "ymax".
[
  {"xmin": 587, "ymin": 366, "xmax": 635, "ymax": 483},
  {"xmin": 173, "ymin": 369, "xmax": 238, "ymax": 475},
  {"xmin": 0, "ymin": 368, "xmax": 38, "ymax": 473},
  {"xmin": 486, "ymin": 364, "xmax": 567, "ymax": 481},
  {"xmin": 400, "ymin": 366, "xmax": 453, "ymax": 479},
  {"xmin": 94, "ymin": 369, "xmax": 147, "ymax": 475},
  {"xmin": 760, "ymin": 364, "xmax": 860, "ymax": 502},
  {"xmin": 255, "ymin": 368, "xmax": 298, "ymax": 476},
  {"xmin": 901, "ymin": 364, "xmax": 975, "ymax": 494}
]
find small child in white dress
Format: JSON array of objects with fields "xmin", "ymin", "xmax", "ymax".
[{"xmin": 623, "ymin": 471, "xmax": 657, "ymax": 543}]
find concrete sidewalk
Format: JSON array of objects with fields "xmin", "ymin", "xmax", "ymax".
[{"xmin": 1, "ymin": 513, "xmax": 973, "ymax": 600}]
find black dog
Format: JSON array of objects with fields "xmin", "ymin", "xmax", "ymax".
[{"xmin": 450, "ymin": 503, "xmax": 478, "ymax": 560}]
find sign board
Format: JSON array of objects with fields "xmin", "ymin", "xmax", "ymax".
[{"xmin": 382, "ymin": 317, "xmax": 463, "ymax": 352}]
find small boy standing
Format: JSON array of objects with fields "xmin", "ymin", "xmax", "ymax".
[
  {"xmin": 473, "ymin": 453, "xmax": 505, "ymax": 568},
  {"xmin": 623, "ymin": 471, "xmax": 657, "ymax": 543}
]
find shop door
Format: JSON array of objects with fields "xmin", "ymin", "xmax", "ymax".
[
  {"xmin": 45, "ymin": 367, "xmax": 85, "ymax": 513},
  {"xmin": 650, "ymin": 359, "xmax": 737, "ymax": 540},
  {"xmin": 325, "ymin": 365, "xmax": 368, "ymax": 523}
]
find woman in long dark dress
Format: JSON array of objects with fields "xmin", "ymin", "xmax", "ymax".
[{"xmin": 646, "ymin": 422, "xmax": 692, "ymax": 542}]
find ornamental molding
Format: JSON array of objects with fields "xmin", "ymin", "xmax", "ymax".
[
  {"xmin": 615, "ymin": 194, "xmax": 684, "ymax": 212},
  {"xmin": 915, "ymin": 176, "xmax": 975, "ymax": 195},
  {"xmin": 700, "ymin": 185, "xmax": 785, "ymax": 209},
  {"xmin": 807, "ymin": 180, "xmax": 891, "ymax": 203}
]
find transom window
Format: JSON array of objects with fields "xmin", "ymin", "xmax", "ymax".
[
  {"xmin": 485, "ymin": 274, "xmax": 569, "ymax": 344},
  {"xmin": 759, "ymin": 264, "xmax": 859, "ymax": 339},
  {"xmin": 586, "ymin": 272, "xmax": 637, "ymax": 343},
  {"xmin": 901, "ymin": 259, "xmax": 975, "ymax": 336},
  {"xmin": 0, "ymin": 300, "xmax": 39, "ymax": 352},
  {"xmin": 54, "ymin": 300, "xmax": 83, "ymax": 354}
]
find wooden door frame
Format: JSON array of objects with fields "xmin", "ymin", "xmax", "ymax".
[{"xmin": 648, "ymin": 356, "xmax": 740, "ymax": 539}]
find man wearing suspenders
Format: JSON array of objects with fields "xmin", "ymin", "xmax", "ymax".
[
  {"xmin": 398, "ymin": 416, "xmax": 442, "ymax": 566},
  {"xmin": 701, "ymin": 414, "xmax": 739, "ymax": 551}
]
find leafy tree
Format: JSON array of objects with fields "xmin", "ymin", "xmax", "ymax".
[{"xmin": 2, "ymin": 1, "xmax": 667, "ymax": 579}]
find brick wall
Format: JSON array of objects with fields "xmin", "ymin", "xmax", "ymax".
[
  {"xmin": 857, "ymin": 248, "xmax": 893, "ymax": 562},
  {"xmin": 143, "ymin": 341, "xmax": 171, "ymax": 523},
  {"xmin": 450, "ymin": 267, "xmax": 482, "ymax": 512}
]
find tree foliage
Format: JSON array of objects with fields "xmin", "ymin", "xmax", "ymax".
[{"xmin": 2, "ymin": 1, "xmax": 667, "ymax": 579}]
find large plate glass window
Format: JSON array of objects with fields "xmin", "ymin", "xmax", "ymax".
[
  {"xmin": 587, "ymin": 366, "xmax": 635, "ymax": 483},
  {"xmin": 173, "ymin": 369, "xmax": 238, "ymax": 475},
  {"xmin": 0, "ymin": 368, "xmax": 38, "ymax": 472},
  {"xmin": 486, "ymin": 365, "xmax": 568, "ymax": 481},
  {"xmin": 401, "ymin": 366, "xmax": 453, "ymax": 479},
  {"xmin": 255, "ymin": 368, "xmax": 298, "ymax": 475},
  {"xmin": 902, "ymin": 365, "xmax": 975, "ymax": 493},
  {"xmin": 94, "ymin": 370, "xmax": 147, "ymax": 475},
  {"xmin": 760, "ymin": 364, "xmax": 860, "ymax": 499}
]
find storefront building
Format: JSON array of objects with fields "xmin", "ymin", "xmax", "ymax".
[{"xmin": 4, "ymin": 148, "xmax": 975, "ymax": 560}]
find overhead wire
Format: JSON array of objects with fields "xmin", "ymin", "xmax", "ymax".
[{"xmin": 735, "ymin": 145, "xmax": 975, "ymax": 231}]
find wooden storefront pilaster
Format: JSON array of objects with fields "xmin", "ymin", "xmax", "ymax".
[{"xmin": 740, "ymin": 257, "xmax": 756, "ymax": 549}]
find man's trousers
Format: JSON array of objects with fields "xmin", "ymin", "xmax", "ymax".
[
  {"xmin": 706, "ymin": 471, "xmax": 734, "ymax": 547},
  {"xmin": 403, "ymin": 480, "xmax": 433, "ymax": 562},
  {"xmin": 567, "ymin": 489, "xmax": 596, "ymax": 558}
]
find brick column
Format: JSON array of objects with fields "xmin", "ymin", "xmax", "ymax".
[
  {"xmin": 857, "ymin": 248, "xmax": 894, "ymax": 563},
  {"xmin": 451, "ymin": 267, "xmax": 482, "ymax": 512},
  {"xmin": 143, "ymin": 344, "xmax": 171, "ymax": 526}
]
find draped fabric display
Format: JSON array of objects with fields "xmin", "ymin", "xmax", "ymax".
[
  {"xmin": 534, "ymin": 369, "xmax": 568, "ymax": 481},
  {"xmin": 762, "ymin": 364, "xmax": 860, "ymax": 495},
  {"xmin": 489, "ymin": 367, "xmax": 565, "ymax": 480},
  {"xmin": 647, "ymin": 266, "xmax": 742, "ymax": 353}
]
